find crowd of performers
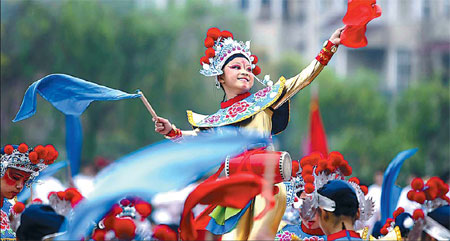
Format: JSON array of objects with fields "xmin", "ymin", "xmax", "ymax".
[{"xmin": 2, "ymin": 23, "xmax": 449, "ymax": 241}]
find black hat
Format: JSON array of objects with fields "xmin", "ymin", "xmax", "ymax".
[{"xmin": 317, "ymin": 180, "xmax": 359, "ymax": 217}]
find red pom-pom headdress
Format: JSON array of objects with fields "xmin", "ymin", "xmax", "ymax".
[
  {"xmin": 1, "ymin": 143, "xmax": 58, "ymax": 187},
  {"xmin": 292, "ymin": 151, "xmax": 374, "ymax": 224},
  {"xmin": 90, "ymin": 197, "xmax": 153, "ymax": 240},
  {"xmin": 387, "ymin": 176, "xmax": 450, "ymax": 240},
  {"xmin": 199, "ymin": 27, "xmax": 271, "ymax": 88}
]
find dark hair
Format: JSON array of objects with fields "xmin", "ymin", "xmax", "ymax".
[
  {"xmin": 222, "ymin": 53, "xmax": 249, "ymax": 68},
  {"xmin": 318, "ymin": 180, "xmax": 359, "ymax": 218}
]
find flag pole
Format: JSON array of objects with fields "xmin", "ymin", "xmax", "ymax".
[{"xmin": 137, "ymin": 90, "xmax": 158, "ymax": 120}]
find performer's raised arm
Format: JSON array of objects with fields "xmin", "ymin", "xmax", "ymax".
[{"xmin": 273, "ymin": 27, "xmax": 344, "ymax": 109}]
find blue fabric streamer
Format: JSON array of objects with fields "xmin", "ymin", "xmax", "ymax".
[
  {"xmin": 17, "ymin": 160, "xmax": 69, "ymax": 202},
  {"xmin": 66, "ymin": 115, "xmax": 82, "ymax": 176},
  {"xmin": 58, "ymin": 129, "xmax": 269, "ymax": 240},
  {"xmin": 380, "ymin": 148, "xmax": 418, "ymax": 224},
  {"xmin": 13, "ymin": 74, "xmax": 141, "ymax": 175}
]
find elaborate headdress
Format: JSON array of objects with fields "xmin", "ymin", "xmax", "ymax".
[
  {"xmin": 199, "ymin": 27, "xmax": 272, "ymax": 88},
  {"xmin": 380, "ymin": 176, "xmax": 450, "ymax": 240},
  {"xmin": 294, "ymin": 152, "xmax": 374, "ymax": 227},
  {"xmin": 90, "ymin": 197, "xmax": 153, "ymax": 241},
  {"xmin": 48, "ymin": 188, "xmax": 84, "ymax": 216},
  {"xmin": 1, "ymin": 143, "xmax": 58, "ymax": 187}
]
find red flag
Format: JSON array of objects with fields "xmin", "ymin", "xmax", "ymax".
[{"xmin": 307, "ymin": 95, "xmax": 329, "ymax": 157}]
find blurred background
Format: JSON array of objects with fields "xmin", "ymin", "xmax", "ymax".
[{"xmin": 1, "ymin": 0, "xmax": 449, "ymax": 187}]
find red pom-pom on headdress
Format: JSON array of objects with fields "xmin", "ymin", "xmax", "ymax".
[
  {"xmin": 303, "ymin": 174, "xmax": 315, "ymax": 184},
  {"xmin": 135, "ymin": 201, "xmax": 152, "ymax": 219},
  {"xmin": 206, "ymin": 27, "xmax": 221, "ymax": 40},
  {"xmin": 120, "ymin": 199, "xmax": 131, "ymax": 207},
  {"xmin": 29, "ymin": 151, "xmax": 39, "ymax": 164},
  {"xmin": 250, "ymin": 55, "xmax": 258, "ymax": 64},
  {"xmin": 44, "ymin": 144, "xmax": 58, "ymax": 162},
  {"xmin": 18, "ymin": 143, "xmax": 28, "ymax": 153},
  {"xmin": 412, "ymin": 209, "xmax": 425, "ymax": 220},
  {"xmin": 414, "ymin": 191, "xmax": 426, "ymax": 204},
  {"xmin": 411, "ymin": 178, "xmax": 424, "ymax": 190},
  {"xmin": 113, "ymin": 218, "xmax": 136, "ymax": 239},
  {"xmin": 92, "ymin": 229, "xmax": 107, "ymax": 241},
  {"xmin": 205, "ymin": 48, "xmax": 215, "ymax": 58},
  {"xmin": 103, "ymin": 215, "xmax": 117, "ymax": 231},
  {"xmin": 304, "ymin": 183, "xmax": 315, "ymax": 194},
  {"xmin": 13, "ymin": 202, "xmax": 25, "ymax": 214},
  {"xmin": 200, "ymin": 56, "xmax": 210, "ymax": 65},
  {"xmin": 407, "ymin": 190, "xmax": 415, "ymax": 201},
  {"xmin": 341, "ymin": 164, "xmax": 352, "ymax": 176},
  {"xmin": 328, "ymin": 151, "xmax": 344, "ymax": 167},
  {"xmin": 300, "ymin": 152, "xmax": 322, "ymax": 168},
  {"xmin": 393, "ymin": 207, "xmax": 405, "ymax": 219},
  {"xmin": 252, "ymin": 65, "xmax": 261, "ymax": 75},
  {"xmin": 221, "ymin": 30, "xmax": 233, "ymax": 39},
  {"xmin": 360, "ymin": 185, "xmax": 368, "ymax": 195},
  {"xmin": 348, "ymin": 177, "xmax": 360, "ymax": 185},
  {"xmin": 302, "ymin": 165, "xmax": 313, "ymax": 175},
  {"xmin": 4, "ymin": 145, "xmax": 14, "ymax": 155},
  {"xmin": 110, "ymin": 204, "xmax": 123, "ymax": 216},
  {"xmin": 34, "ymin": 145, "xmax": 47, "ymax": 160},
  {"xmin": 204, "ymin": 37, "xmax": 214, "ymax": 48},
  {"xmin": 380, "ymin": 227, "xmax": 388, "ymax": 235},
  {"xmin": 57, "ymin": 191, "xmax": 66, "ymax": 200}
]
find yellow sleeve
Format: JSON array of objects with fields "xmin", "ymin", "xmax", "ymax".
[{"xmin": 272, "ymin": 59, "xmax": 325, "ymax": 109}]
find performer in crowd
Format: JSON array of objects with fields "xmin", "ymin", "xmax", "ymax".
[
  {"xmin": 276, "ymin": 189, "xmax": 325, "ymax": 241},
  {"xmin": 295, "ymin": 152, "xmax": 374, "ymax": 241},
  {"xmin": 1, "ymin": 143, "xmax": 58, "ymax": 240},
  {"xmin": 153, "ymin": 26, "xmax": 343, "ymax": 239},
  {"xmin": 377, "ymin": 176, "xmax": 450, "ymax": 240}
]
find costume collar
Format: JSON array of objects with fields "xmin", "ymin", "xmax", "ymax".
[
  {"xmin": 327, "ymin": 230, "xmax": 361, "ymax": 241},
  {"xmin": 221, "ymin": 92, "xmax": 251, "ymax": 109},
  {"xmin": 187, "ymin": 77, "xmax": 285, "ymax": 128},
  {"xmin": 301, "ymin": 222, "xmax": 325, "ymax": 236}
]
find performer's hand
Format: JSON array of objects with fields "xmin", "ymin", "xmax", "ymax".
[
  {"xmin": 329, "ymin": 26, "xmax": 345, "ymax": 45},
  {"xmin": 153, "ymin": 117, "xmax": 172, "ymax": 135}
]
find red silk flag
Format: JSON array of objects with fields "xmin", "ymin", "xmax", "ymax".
[
  {"xmin": 341, "ymin": 0, "xmax": 382, "ymax": 48},
  {"xmin": 307, "ymin": 95, "xmax": 329, "ymax": 157}
]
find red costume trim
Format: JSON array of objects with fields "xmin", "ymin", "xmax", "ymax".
[
  {"xmin": 301, "ymin": 222, "xmax": 325, "ymax": 236},
  {"xmin": 220, "ymin": 92, "xmax": 251, "ymax": 109},
  {"xmin": 327, "ymin": 230, "xmax": 361, "ymax": 241},
  {"xmin": 315, "ymin": 40, "xmax": 335, "ymax": 66},
  {"xmin": 165, "ymin": 127, "xmax": 182, "ymax": 138}
]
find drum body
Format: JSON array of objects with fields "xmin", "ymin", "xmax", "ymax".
[{"xmin": 225, "ymin": 149, "xmax": 292, "ymax": 183}]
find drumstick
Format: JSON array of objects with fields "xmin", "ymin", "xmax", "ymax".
[{"xmin": 137, "ymin": 90, "xmax": 158, "ymax": 120}]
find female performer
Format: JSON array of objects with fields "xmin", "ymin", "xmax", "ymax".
[{"xmin": 153, "ymin": 27, "xmax": 343, "ymax": 240}]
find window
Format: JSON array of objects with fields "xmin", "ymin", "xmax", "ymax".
[
  {"xmin": 282, "ymin": 0, "xmax": 290, "ymax": 21},
  {"xmin": 240, "ymin": 0, "xmax": 249, "ymax": 10},
  {"xmin": 259, "ymin": 0, "xmax": 271, "ymax": 20},
  {"xmin": 397, "ymin": 49, "xmax": 411, "ymax": 90},
  {"xmin": 422, "ymin": 0, "xmax": 431, "ymax": 19}
]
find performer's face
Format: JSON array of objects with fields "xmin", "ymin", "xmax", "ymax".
[
  {"xmin": 219, "ymin": 57, "xmax": 254, "ymax": 99},
  {"xmin": 0, "ymin": 168, "xmax": 31, "ymax": 199},
  {"xmin": 299, "ymin": 191, "xmax": 321, "ymax": 229}
]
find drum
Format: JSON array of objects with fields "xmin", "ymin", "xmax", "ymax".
[{"xmin": 225, "ymin": 149, "xmax": 294, "ymax": 183}]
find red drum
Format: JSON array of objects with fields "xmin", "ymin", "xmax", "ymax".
[{"xmin": 225, "ymin": 149, "xmax": 294, "ymax": 183}]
